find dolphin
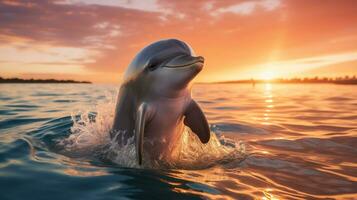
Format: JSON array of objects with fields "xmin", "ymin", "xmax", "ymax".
[{"xmin": 112, "ymin": 39, "xmax": 210, "ymax": 165}]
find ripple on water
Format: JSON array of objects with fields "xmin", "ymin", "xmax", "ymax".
[
  {"xmin": 0, "ymin": 117, "xmax": 52, "ymax": 130},
  {"xmin": 324, "ymin": 96, "xmax": 354, "ymax": 101},
  {"xmin": 0, "ymin": 110, "xmax": 16, "ymax": 116},
  {"xmin": 212, "ymin": 123, "xmax": 268, "ymax": 135},
  {"xmin": 281, "ymin": 123, "xmax": 354, "ymax": 132},
  {"xmin": 6, "ymin": 104, "xmax": 40, "ymax": 108},
  {"xmin": 32, "ymin": 92, "xmax": 62, "ymax": 97}
]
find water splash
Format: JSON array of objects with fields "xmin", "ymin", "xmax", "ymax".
[
  {"xmin": 58, "ymin": 95, "xmax": 246, "ymax": 169},
  {"xmin": 162, "ymin": 127, "xmax": 246, "ymax": 169}
]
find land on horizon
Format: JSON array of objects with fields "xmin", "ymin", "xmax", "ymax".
[
  {"xmin": 0, "ymin": 77, "xmax": 91, "ymax": 84},
  {"xmin": 205, "ymin": 76, "xmax": 357, "ymax": 85},
  {"xmin": 2, "ymin": 75, "xmax": 357, "ymax": 85}
]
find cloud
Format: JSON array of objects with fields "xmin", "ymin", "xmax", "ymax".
[
  {"xmin": 211, "ymin": 0, "xmax": 281, "ymax": 16},
  {"xmin": 0, "ymin": 0, "xmax": 161, "ymax": 48},
  {"xmin": 0, "ymin": 0, "xmax": 357, "ymax": 82},
  {"xmin": 0, "ymin": 43, "xmax": 95, "ymax": 77},
  {"xmin": 249, "ymin": 51, "xmax": 357, "ymax": 78},
  {"xmin": 0, "ymin": 0, "xmax": 164, "ymax": 73},
  {"xmin": 61, "ymin": 0, "xmax": 165, "ymax": 13}
]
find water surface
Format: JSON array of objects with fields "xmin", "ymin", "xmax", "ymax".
[{"xmin": 0, "ymin": 83, "xmax": 356, "ymax": 199}]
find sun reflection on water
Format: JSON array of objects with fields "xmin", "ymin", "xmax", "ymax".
[
  {"xmin": 262, "ymin": 83, "xmax": 274, "ymax": 125},
  {"xmin": 263, "ymin": 189, "xmax": 279, "ymax": 200}
]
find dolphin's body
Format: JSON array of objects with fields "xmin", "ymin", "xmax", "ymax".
[{"xmin": 112, "ymin": 39, "xmax": 210, "ymax": 165}]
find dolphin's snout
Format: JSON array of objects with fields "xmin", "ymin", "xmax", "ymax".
[
  {"xmin": 196, "ymin": 56, "xmax": 204, "ymax": 63},
  {"xmin": 165, "ymin": 54, "xmax": 205, "ymax": 68}
]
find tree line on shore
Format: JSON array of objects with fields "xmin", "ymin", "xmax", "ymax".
[
  {"xmin": 0, "ymin": 76, "xmax": 91, "ymax": 84},
  {"xmin": 2, "ymin": 75, "xmax": 357, "ymax": 84},
  {"xmin": 216, "ymin": 75, "xmax": 357, "ymax": 84}
]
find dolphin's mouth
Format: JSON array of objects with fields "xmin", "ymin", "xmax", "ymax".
[{"xmin": 164, "ymin": 55, "xmax": 204, "ymax": 68}]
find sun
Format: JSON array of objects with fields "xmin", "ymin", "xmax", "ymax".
[{"xmin": 260, "ymin": 71, "xmax": 276, "ymax": 81}]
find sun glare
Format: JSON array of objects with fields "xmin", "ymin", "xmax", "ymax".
[{"xmin": 260, "ymin": 71, "xmax": 276, "ymax": 80}]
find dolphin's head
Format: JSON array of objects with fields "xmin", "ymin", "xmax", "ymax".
[{"xmin": 124, "ymin": 39, "xmax": 204, "ymax": 96}]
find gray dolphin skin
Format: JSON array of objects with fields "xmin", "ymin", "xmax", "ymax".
[{"xmin": 112, "ymin": 39, "xmax": 210, "ymax": 165}]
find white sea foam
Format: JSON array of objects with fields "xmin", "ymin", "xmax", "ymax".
[{"xmin": 59, "ymin": 94, "xmax": 246, "ymax": 169}]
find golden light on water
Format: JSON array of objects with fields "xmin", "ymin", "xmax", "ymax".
[
  {"xmin": 261, "ymin": 83, "xmax": 274, "ymax": 125},
  {"xmin": 263, "ymin": 189, "xmax": 279, "ymax": 200}
]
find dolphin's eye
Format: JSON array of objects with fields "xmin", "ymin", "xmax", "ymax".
[
  {"xmin": 147, "ymin": 58, "xmax": 161, "ymax": 71},
  {"xmin": 147, "ymin": 63, "xmax": 159, "ymax": 71}
]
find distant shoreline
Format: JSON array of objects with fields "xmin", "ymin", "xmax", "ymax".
[
  {"xmin": 0, "ymin": 77, "xmax": 91, "ymax": 84},
  {"xmin": 202, "ymin": 77, "xmax": 357, "ymax": 85}
]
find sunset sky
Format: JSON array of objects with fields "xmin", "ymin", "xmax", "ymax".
[{"xmin": 0, "ymin": 0, "xmax": 357, "ymax": 83}]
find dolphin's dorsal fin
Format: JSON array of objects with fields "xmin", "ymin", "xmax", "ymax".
[
  {"xmin": 184, "ymin": 100, "xmax": 210, "ymax": 143},
  {"xmin": 135, "ymin": 103, "xmax": 148, "ymax": 165}
]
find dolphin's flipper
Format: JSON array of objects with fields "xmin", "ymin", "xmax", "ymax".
[
  {"xmin": 135, "ymin": 103, "xmax": 148, "ymax": 165},
  {"xmin": 184, "ymin": 100, "xmax": 210, "ymax": 143}
]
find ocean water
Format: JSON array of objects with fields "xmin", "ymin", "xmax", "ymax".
[{"xmin": 0, "ymin": 83, "xmax": 356, "ymax": 200}]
